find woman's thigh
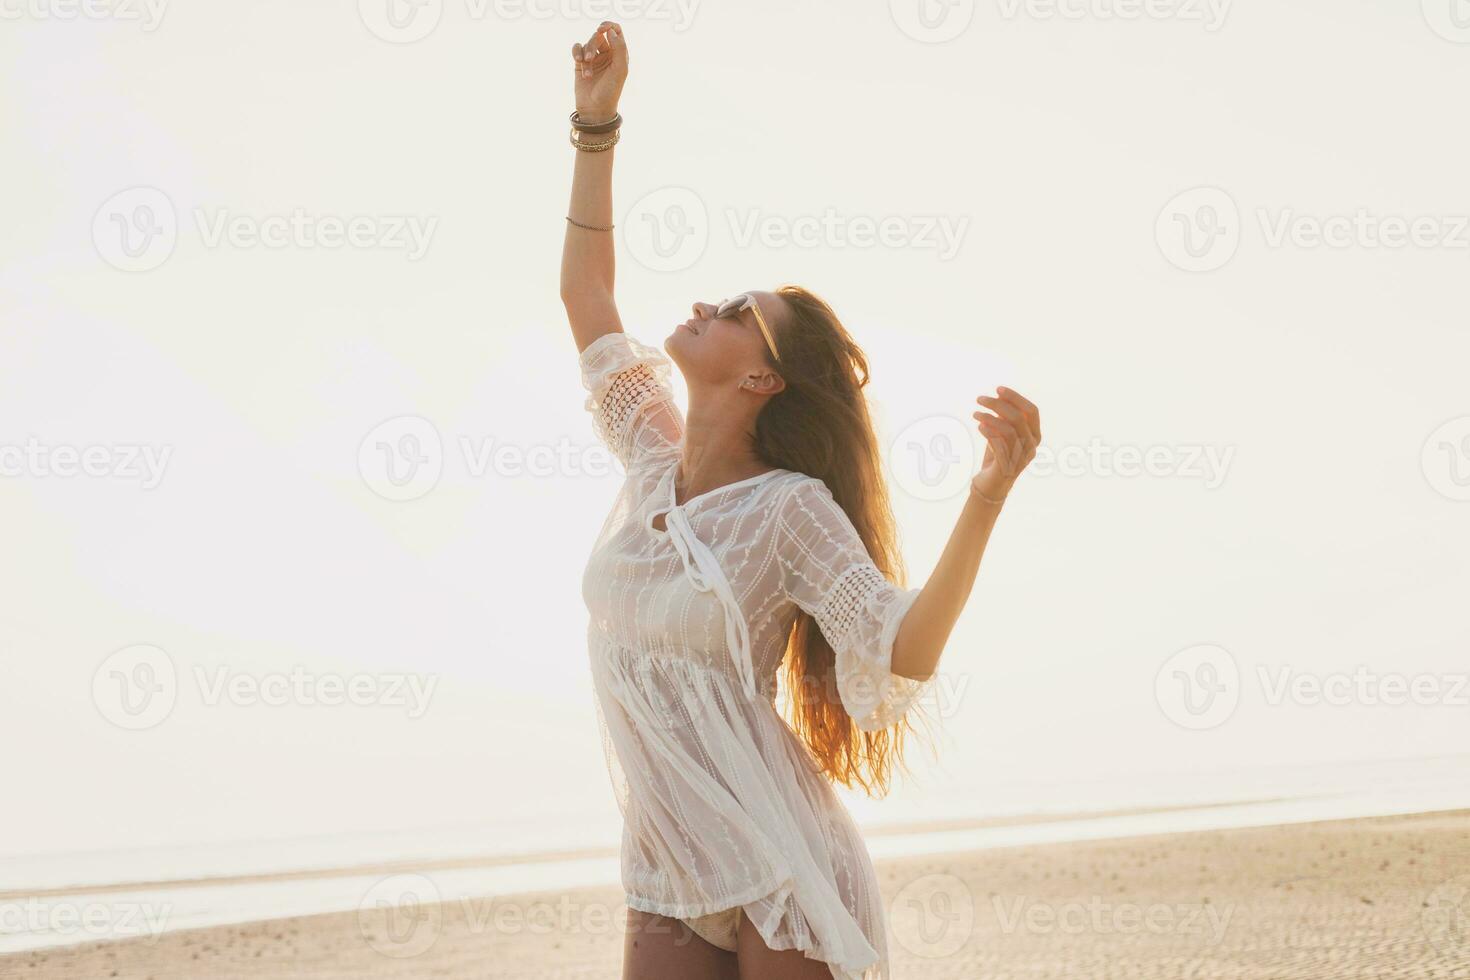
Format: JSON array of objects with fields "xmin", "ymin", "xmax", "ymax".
[
  {"xmin": 735, "ymin": 910, "xmax": 836, "ymax": 980},
  {"xmin": 622, "ymin": 908, "xmax": 738, "ymax": 980}
]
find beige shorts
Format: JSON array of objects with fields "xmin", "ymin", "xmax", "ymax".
[{"xmin": 682, "ymin": 905, "xmax": 742, "ymax": 952}]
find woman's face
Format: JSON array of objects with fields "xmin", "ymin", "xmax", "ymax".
[{"xmin": 664, "ymin": 290, "xmax": 786, "ymax": 388}]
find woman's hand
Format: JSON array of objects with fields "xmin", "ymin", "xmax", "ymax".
[
  {"xmin": 571, "ymin": 21, "xmax": 627, "ymax": 121},
  {"xmin": 971, "ymin": 387, "xmax": 1041, "ymax": 503}
]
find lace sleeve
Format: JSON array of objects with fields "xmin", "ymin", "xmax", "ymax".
[
  {"xmin": 577, "ymin": 332, "xmax": 684, "ymax": 470},
  {"xmin": 776, "ymin": 477, "xmax": 934, "ymax": 732}
]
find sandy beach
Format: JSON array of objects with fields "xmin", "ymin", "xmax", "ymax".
[{"xmin": 6, "ymin": 809, "xmax": 1468, "ymax": 979}]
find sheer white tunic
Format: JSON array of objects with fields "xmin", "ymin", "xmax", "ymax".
[{"xmin": 578, "ymin": 331, "xmax": 935, "ymax": 980}]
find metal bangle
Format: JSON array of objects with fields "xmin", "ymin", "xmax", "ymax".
[
  {"xmin": 570, "ymin": 129, "xmax": 620, "ymax": 152},
  {"xmin": 570, "ymin": 109, "xmax": 622, "ymax": 134}
]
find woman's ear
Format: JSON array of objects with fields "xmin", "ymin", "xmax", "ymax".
[{"xmin": 744, "ymin": 371, "xmax": 785, "ymax": 395}]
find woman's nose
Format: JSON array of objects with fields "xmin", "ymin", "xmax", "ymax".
[{"xmin": 691, "ymin": 301, "xmax": 714, "ymax": 317}]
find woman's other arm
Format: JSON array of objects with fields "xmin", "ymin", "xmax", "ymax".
[{"xmin": 891, "ymin": 387, "xmax": 1042, "ymax": 680}]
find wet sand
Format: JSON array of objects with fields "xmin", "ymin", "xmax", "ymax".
[{"xmin": 5, "ymin": 809, "xmax": 1468, "ymax": 979}]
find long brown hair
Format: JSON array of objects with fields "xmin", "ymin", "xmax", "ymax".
[{"xmin": 754, "ymin": 284, "xmax": 934, "ymax": 797}]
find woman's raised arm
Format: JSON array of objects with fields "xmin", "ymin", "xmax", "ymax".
[{"xmin": 560, "ymin": 21, "xmax": 628, "ymax": 354}]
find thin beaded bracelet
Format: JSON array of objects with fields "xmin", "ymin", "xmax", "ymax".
[
  {"xmin": 969, "ymin": 483, "xmax": 1006, "ymax": 506},
  {"xmin": 567, "ymin": 215, "xmax": 613, "ymax": 232}
]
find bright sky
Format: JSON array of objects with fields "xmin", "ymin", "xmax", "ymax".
[{"xmin": 2, "ymin": 1, "xmax": 1467, "ymax": 864}]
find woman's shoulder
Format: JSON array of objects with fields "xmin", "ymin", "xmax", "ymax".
[{"xmin": 763, "ymin": 470, "xmax": 836, "ymax": 526}]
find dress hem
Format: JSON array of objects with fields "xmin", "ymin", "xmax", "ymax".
[{"xmin": 623, "ymin": 874, "xmax": 882, "ymax": 979}]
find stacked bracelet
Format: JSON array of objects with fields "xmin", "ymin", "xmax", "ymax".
[
  {"xmin": 570, "ymin": 128, "xmax": 620, "ymax": 152},
  {"xmin": 570, "ymin": 109, "xmax": 622, "ymax": 134}
]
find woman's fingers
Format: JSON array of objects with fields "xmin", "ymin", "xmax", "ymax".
[
  {"xmin": 574, "ymin": 23, "xmax": 623, "ymax": 78},
  {"xmin": 997, "ymin": 386, "xmax": 1041, "ymax": 442},
  {"xmin": 975, "ymin": 414, "xmax": 1022, "ymax": 472},
  {"xmin": 974, "ymin": 405, "xmax": 1037, "ymax": 477},
  {"xmin": 976, "ymin": 394, "xmax": 1027, "ymax": 431}
]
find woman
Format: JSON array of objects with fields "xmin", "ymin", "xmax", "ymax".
[{"xmin": 561, "ymin": 22, "xmax": 1040, "ymax": 980}]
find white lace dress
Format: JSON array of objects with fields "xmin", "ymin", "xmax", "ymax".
[{"xmin": 578, "ymin": 331, "xmax": 936, "ymax": 980}]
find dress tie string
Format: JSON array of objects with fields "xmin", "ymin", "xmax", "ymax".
[{"xmin": 662, "ymin": 504, "xmax": 761, "ymax": 701}]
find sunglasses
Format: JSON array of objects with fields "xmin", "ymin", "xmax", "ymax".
[{"xmin": 714, "ymin": 293, "xmax": 781, "ymax": 363}]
